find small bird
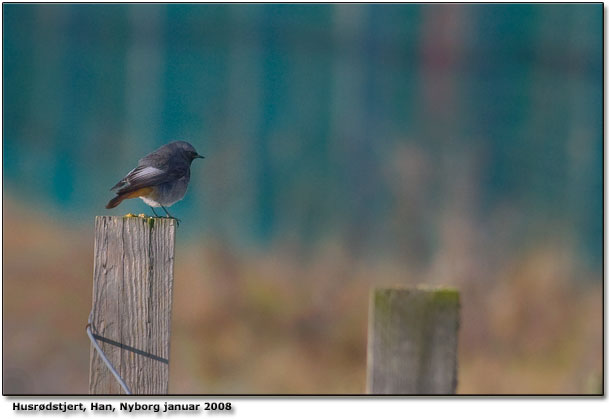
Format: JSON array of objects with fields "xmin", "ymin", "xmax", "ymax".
[{"xmin": 106, "ymin": 141, "xmax": 204, "ymax": 222}]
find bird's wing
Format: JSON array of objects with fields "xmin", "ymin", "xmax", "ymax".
[{"xmin": 110, "ymin": 164, "xmax": 188, "ymax": 194}]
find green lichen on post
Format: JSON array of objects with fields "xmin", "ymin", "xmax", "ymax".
[
  {"xmin": 373, "ymin": 288, "xmax": 394, "ymax": 321},
  {"xmin": 372, "ymin": 288, "xmax": 429, "ymax": 349},
  {"xmin": 371, "ymin": 288, "xmax": 396, "ymax": 350},
  {"xmin": 429, "ymin": 288, "xmax": 460, "ymax": 310},
  {"xmin": 118, "ymin": 214, "xmax": 158, "ymax": 228},
  {"xmin": 373, "ymin": 287, "xmax": 459, "ymax": 320}
]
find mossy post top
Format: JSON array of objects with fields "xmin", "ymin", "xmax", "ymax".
[
  {"xmin": 373, "ymin": 286, "xmax": 460, "ymax": 309},
  {"xmin": 95, "ymin": 215, "xmax": 178, "ymax": 230}
]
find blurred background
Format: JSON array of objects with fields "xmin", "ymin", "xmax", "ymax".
[{"xmin": 2, "ymin": 3, "xmax": 602, "ymax": 394}]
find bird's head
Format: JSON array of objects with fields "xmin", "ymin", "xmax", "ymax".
[{"xmin": 172, "ymin": 141, "xmax": 205, "ymax": 163}]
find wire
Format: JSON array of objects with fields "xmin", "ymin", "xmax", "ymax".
[{"xmin": 86, "ymin": 311, "xmax": 132, "ymax": 395}]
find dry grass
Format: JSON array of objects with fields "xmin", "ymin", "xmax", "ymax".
[{"xmin": 2, "ymin": 198, "xmax": 602, "ymax": 394}]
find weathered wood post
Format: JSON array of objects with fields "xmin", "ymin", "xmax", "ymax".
[
  {"xmin": 366, "ymin": 287, "xmax": 460, "ymax": 394},
  {"xmin": 89, "ymin": 216, "xmax": 176, "ymax": 394}
]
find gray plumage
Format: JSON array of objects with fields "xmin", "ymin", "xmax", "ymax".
[{"xmin": 106, "ymin": 141, "xmax": 204, "ymax": 210}]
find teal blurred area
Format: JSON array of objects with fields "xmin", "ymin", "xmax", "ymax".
[
  {"xmin": 2, "ymin": 4, "xmax": 603, "ymax": 394},
  {"xmin": 3, "ymin": 3, "xmax": 602, "ymax": 266}
]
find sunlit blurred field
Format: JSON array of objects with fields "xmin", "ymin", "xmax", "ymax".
[{"xmin": 2, "ymin": 196, "xmax": 602, "ymax": 394}]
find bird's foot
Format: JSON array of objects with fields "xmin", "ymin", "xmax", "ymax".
[{"xmin": 158, "ymin": 205, "xmax": 180, "ymax": 226}]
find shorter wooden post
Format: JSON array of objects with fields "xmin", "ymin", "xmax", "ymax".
[
  {"xmin": 89, "ymin": 216, "xmax": 176, "ymax": 394},
  {"xmin": 366, "ymin": 287, "xmax": 460, "ymax": 394}
]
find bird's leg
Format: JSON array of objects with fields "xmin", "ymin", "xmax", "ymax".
[
  {"xmin": 161, "ymin": 205, "xmax": 181, "ymax": 226},
  {"xmin": 150, "ymin": 207, "xmax": 160, "ymax": 218}
]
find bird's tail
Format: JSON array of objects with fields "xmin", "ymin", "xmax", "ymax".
[
  {"xmin": 106, "ymin": 194, "xmax": 127, "ymax": 209},
  {"xmin": 106, "ymin": 187, "xmax": 153, "ymax": 209}
]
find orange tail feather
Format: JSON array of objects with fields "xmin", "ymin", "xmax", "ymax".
[{"xmin": 106, "ymin": 187, "xmax": 153, "ymax": 209}]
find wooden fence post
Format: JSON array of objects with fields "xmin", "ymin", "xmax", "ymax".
[
  {"xmin": 89, "ymin": 216, "xmax": 176, "ymax": 394},
  {"xmin": 366, "ymin": 287, "xmax": 460, "ymax": 394}
]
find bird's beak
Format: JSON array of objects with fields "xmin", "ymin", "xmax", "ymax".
[{"xmin": 196, "ymin": 154, "xmax": 205, "ymax": 159}]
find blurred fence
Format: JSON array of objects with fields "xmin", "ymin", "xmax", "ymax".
[{"xmin": 2, "ymin": 3, "xmax": 603, "ymax": 269}]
